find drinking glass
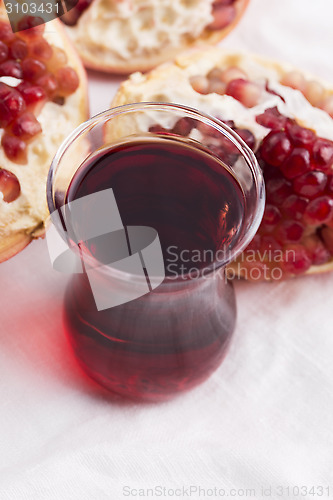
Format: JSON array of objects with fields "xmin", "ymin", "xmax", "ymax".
[{"xmin": 47, "ymin": 102, "xmax": 264, "ymax": 401}]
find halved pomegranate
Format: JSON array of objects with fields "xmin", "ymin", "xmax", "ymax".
[{"xmin": 112, "ymin": 49, "xmax": 333, "ymax": 279}]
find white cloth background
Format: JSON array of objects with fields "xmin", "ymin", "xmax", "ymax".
[{"xmin": 1, "ymin": 0, "xmax": 333, "ymax": 498}]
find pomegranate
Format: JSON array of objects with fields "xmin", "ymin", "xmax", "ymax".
[
  {"xmin": 61, "ymin": 0, "xmax": 249, "ymax": 73},
  {"xmin": 112, "ymin": 50, "xmax": 333, "ymax": 279}
]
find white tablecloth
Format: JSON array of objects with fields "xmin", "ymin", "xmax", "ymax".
[{"xmin": 1, "ymin": 1, "xmax": 333, "ymax": 498}]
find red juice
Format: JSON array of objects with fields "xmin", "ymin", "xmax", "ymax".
[{"xmin": 63, "ymin": 137, "xmax": 245, "ymax": 400}]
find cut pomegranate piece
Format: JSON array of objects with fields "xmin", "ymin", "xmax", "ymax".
[
  {"xmin": 12, "ymin": 111, "xmax": 42, "ymax": 140},
  {"xmin": 0, "ymin": 60, "xmax": 22, "ymax": 79},
  {"xmin": 304, "ymin": 196, "xmax": 333, "ymax": 225},
  {"xmin": 22, "ymin": 58, "xmax": 47, "ymax": 81},
  {"xmin": 9, "ymin": 39, "xmax": 28, "ymax": 60},
  {"xmin": 55, "ymin": 67, "xmax": 79, "ymax": 95},
  {"xmin": 208, "ymin": 5, "xmax": 236, "ymax": 30},
  {"xmin": 0, "ymin": 169, "xmax": 20, "ymax": 202},
  {"xmin": 1, "ymin": 133, "xmax": 27, "ymax": 163},
  {"xmin": 226, "ymin": 78, "xmax": 261, "ymax": 108},
  {"xmin": 280, "ymin": 148, "xmax": 311, "ymax": 179},
  {"xmin": 260, "ymin": 131, "xmax": 292, "ymax": 166},
  {"xmin": 293, "ymin": 171, "xmax": 327, "ymax": 199},
  {"xmin": 0, "ymin": 41, "xmax": 9, "ymax": 63}
]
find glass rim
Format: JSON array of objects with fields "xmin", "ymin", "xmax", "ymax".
[{"xmin": 47, "ymin": 102, "xmax": 265, "ymax": 277}]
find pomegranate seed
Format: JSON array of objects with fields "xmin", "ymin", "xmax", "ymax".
[
  {"xmin": 286, "ymin": 122, "xmax": 316, "ymax": 147},
  {"xmin": 260, "ymin": 235, "xmax": 282, "ymax": 252},
  {"xmin": 260, "ymin": 131, "xmax": 292, "ymax": 166},
  {"xmin": 22, "ymin": 58, "xmax": 46, "ymax": 81},
  {"xmin": 293, "ymin": 171, "xmax": 327, "ymax": 198},
  {"xmin": 275, "ymin": 220, "xmax": 305, "ymax": 243},
  {"xmin": 304, "ymin": 195, "xmax": 333, "ymax": 225},
  {"xmin": 207, "ymin": 67, "xmax": 224, "ymax": 81},
  {"xmin": 281, "ymin": 194, "xmax": 307, "ymax": 220},
  {"xmin": 30, "ymin": 39, "xmax": 53, "ymax": 61},
  {"xmin": 281, "ymin": 244, "xmax": 311, "ymax": 275},
  {"xmin": 266, "ymin": 177, "xmax": 293, "ymax": 204},
  {"xmin": 261, "ymin": 204, "xmax": 282, "ymax": 232},
  {"xmin": 226, "ymin": 79, "xmax": 262, "ymax": 108},
  {"xmin": 304, "ymin": 80, "xmax": 324, "ymax": 107},
  {"xmin": 321, "ymin": 95, "xmax": 333, "ymax": 117},
  {"xmin": 1, "ymin": 133, "xmax": 27, "ymax": 163},
  {"xmin": 0, "ymin": 41, "xmax": 8, "ymax": 63},
  {"xmin": 12, "ymin": 111, "xmax": 42, "ymax": 140},
  {"xmin": 321, "ymin": 226, "xmax": 333, "ymax": 254},
  {"xmin": 256, "ymin": 107, "xmax": 287, "ymax": 130},
  {"xmin": 0, "ymin": 21, "xmax": 14, "ymax": 42},
  {"xmin": 327, "ymin": 176, "xmax": 333, "ymax": 193},
  {"xmin": 303, "ymin": 235, "xmax": 331, "ymax": 265},
  {"xmin": 208, "ymin": 78, "xmax": 226, "ymax": 95},
  {"xmin": 281, "ymin": 71, "xmax": 306, "ymax": 92},
  {"xmin": 312, "ymin": 138, "xmax": 333, "ymax": 173},
  {"xmin": 220, "ymin": 66, "xmax": 247, "ymax": 84},
  {"xmin": 36, "ymin": 74, "xmax": 58, "ymax": 96},
  {"xmin": 0, "ymin": 169, "xmax": 20, "ymax": 202},
  {"xmin": 172, "ymin": 118, "xmax": 194, "ymax": 136},
  {"xmin": 55, "ymin": 67, "xmax": 79, "ymax": 95},
  {"xmin": 208, "ymin": 5, "xmax": 236, "ymax": 30},
  {"xmin": 0, "ymin": 85, "xmax": 25, "ymax": 127},
  {"xmin": 9, "ymin": 39, "xmax": 28, "ymax": 60},
  {"xmin": 47, "ymin": 47, "xmax": 68, "ymax": 71},
  {"xmin": 17, "ymin": 83, "xmax": 46, "ymax": 108},
  {"xmin": 0, "ymin": 60, "xmax": 22, "ymax": 79},
  {"xmin": 190, "ymin": 75, "xmax": 209, "ymax": 94},
  {"xmin": 234, "ymin": 128, "xmax": 255, "ymax": 150},
  {"xmin": 17, "ymin": 17, "xmax": 45, "ymax": 40},
  {"xmin": 280, "ymin": 148, "xmax": 311, "ymax": 179}
]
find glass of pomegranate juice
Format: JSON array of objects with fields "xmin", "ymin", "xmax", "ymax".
[{"xmin": 47, "ymin": 103, "xmax": 264, "ymax": 401}]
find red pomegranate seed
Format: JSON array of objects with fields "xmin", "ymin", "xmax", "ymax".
[
  {"xmin": 234, "ymin": 128, "xmax": 255, "ymax": 150},
  {"xmin": 0, "ymin": 21, "xmax": 15, "ymax": 42},
  {"xmin": 281, "ymin": 194, "xmax": 307, "ymax": 220},
  {"xmin": 281, "ymin": 71, "xmax": 306, "ymax": 92},
  {"xmin": 312, "ymin": 138, "xmax": 333, "ymax": 173},
  {"xmin": 260, "ymin": 235, "xmax": 282, "ymax": 252},
  {"xmin": 0, "ymin": 169, "xmax": 20, "ymax": 202},
  {"xmin": 55, "ymin": 67, "xmax": 79, "ymax": 95},
  {"xmin": 208, "ymin": 5, "xmax": 236, "ymax": 30},
  {"xmin": 281, "ymin": 244, "xmax": 311, "ymax": 275},
  {"xmin": 303, "ymin": 235, "xmax": 331, "ymax": 265},
  {"xmin": 36, "ymin": 74, "xmax": 58, "ymax": 96},
  {"xmin": 261, "ymin": 204, "xmax": 282, "ymax": 231},
  {"xmin": 0, "ymin": 41, "xmax": 8, "ymax": 63},
  {"xmin": 304, "ymin": 195, "xmax": 333, "ymax": 225},
  {"xmin": 280, "ymin": 147, "xmax": 311, "ymax": 179},
  {"xmin": 256, "ymin": 107, "xmax": 288, "ymax": 130},
  {"xmin": 172, "ymin": 118, "xmax": 194, "ymax": 136},
  {"xmin": 190, "ymin": 75, "xmax": 209, "ymax": 94},
  {"xmin": 17, "ymin": 83, "xmax": 46, "ymax": 108},
  {"xmin": 12, "ymin": 111, "xmax": 42, "ymax": 140},
  {"xmin": 286, "ymin": 122, "xmax": 316, "ymax": 147},
  {"xmin": 1, "ymin": 133, "xmax": 27, "ymax": 163},
  {"xmin": 22, "ymin": 58, "xmax": 46, "ymax": 81},
  {"xmin": 260, "ymin": 131, "xmax": 292, "ymax": 166},
  {"xmin": 17, "ymin": 17, "xmax": 45, "ymax": 40},
  {"xmin": 0, "ymin": 85, "xmax": 25, "ymax": 127},
  {"xmin": 321, "ymin": 227, "xmax": 333, "ymax": 254},
  {"xmin": 47, "ymin": 47, "xmax": 68, "ymax": 71},
  {"xmin": 226, "ymin": 78, "xmax": 261, "ymax": 108},
  {"xmin": 266, "ymin": 177, "xmax": 293, "ymax": 204},
  {"xmin": 293, "ymin": 171, "xmax": 327, "ymax": 198},
  {"xmin": 0, "ymin": 60, "xmax": 22, "ymax": 79},
  {"xmin": 30, "ymin": 39, "xmax": 53, "ymax": 61},
  {"xmin": 327, "ymin": 176, "xmax": 333, "ymax": 193},
  {"xmin": 275, "ymin": 220, "xmax": 305, "ymax": 243},
  {"xmin": 9, "ymin": 39, "xmax": 28, "ymax": 60}
]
